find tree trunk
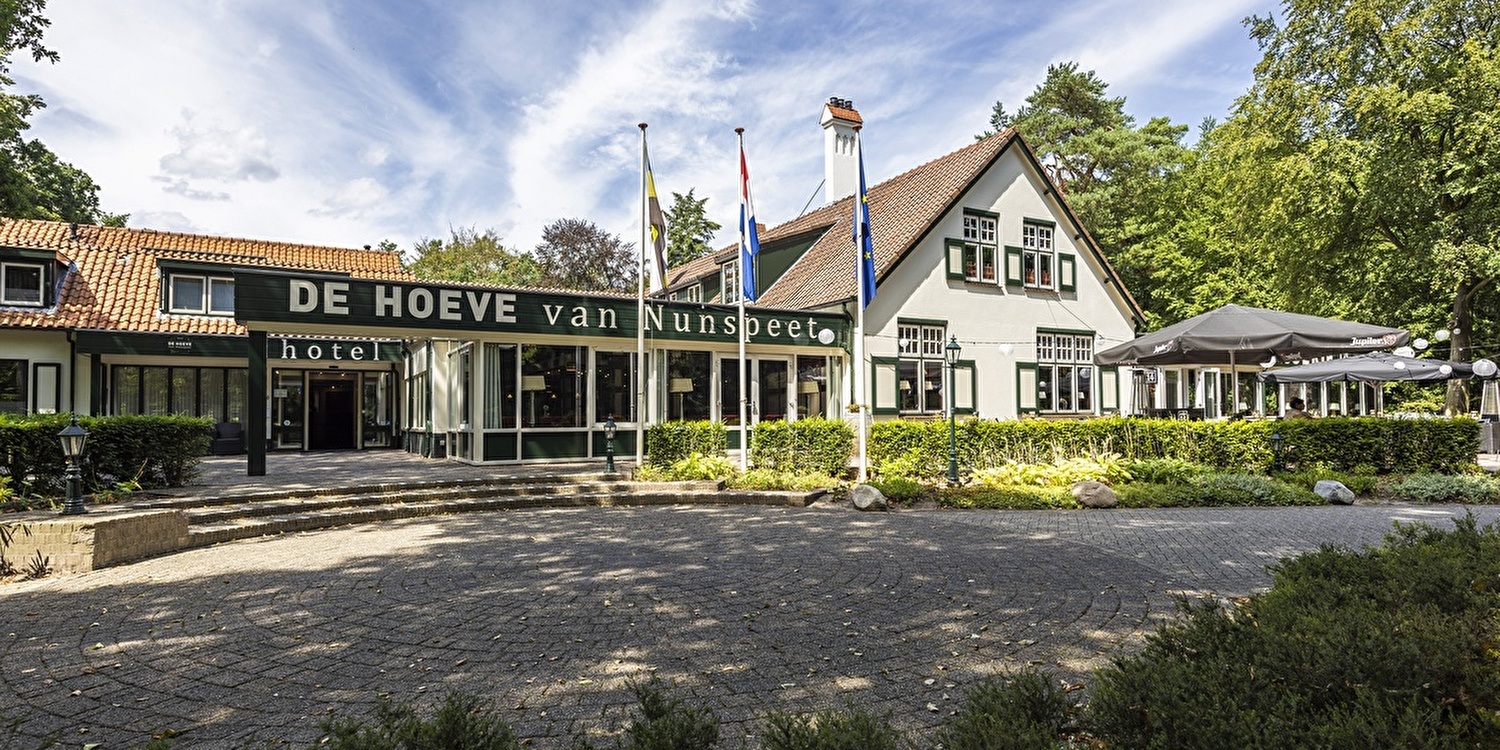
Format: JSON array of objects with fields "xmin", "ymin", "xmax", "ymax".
[{"xmin": 1445, "ymin": 280, "xmax": 1474, "ymax": 415}]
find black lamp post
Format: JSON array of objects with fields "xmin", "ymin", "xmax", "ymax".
[
  {"xmin": 604, "ymin": 413, "xmax": 618, "ymax": 474},
  {"xmin": 57, "ymin": 414, "xmax": 89, "ymax": 516},
  {"xmin": 946, "ymin": 335, "xmax": 962, "ymax": 485},
  {"xmin": 1270, "ymin": 430, "xmax": 1285, "ymax": 472}
]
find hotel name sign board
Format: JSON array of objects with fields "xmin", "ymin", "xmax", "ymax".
[{"xmin": 234, "ymin": 271, "xmax": 849, "ymax": 348}]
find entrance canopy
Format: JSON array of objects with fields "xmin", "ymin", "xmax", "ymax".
[
  {"xmin": 1094, "ymin": 304, "xmax": 1410, "ymax": 366},
  {"xmin": 1257, "ymin": 352, "xmax": 1472, "ymax": 384}
]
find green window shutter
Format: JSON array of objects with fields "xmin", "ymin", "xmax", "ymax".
[
  {"xmin": 871, "ymin": 356, "xmax": 899, "ymax": 415},
  {"xmin": 945, "ymin": 239, "xmax": 965, "ymax": 281},
  {"xmin": 1004, "ymin": 246, "xmax": 1024, "ymax": 287},
  {"xmin": 1059, "ymin": 253, "xmax": 1077, "ymax": 292},
  {"xmin": 1016, "ymin": 362, "xmax": 1039, "ymax": 414},
  {"xmin": 1100, "ymin": 367, "xmax": 1119, "ymax": 412},
  {"xmin": 954, "ymin": 360, "xmax": 976, "ymax": 415}
]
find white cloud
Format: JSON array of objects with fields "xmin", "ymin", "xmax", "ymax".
[{"xmin": 158, "ymin": 111, "xmax": 279, "ymax": 183}]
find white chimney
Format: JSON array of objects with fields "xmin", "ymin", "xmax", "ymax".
[{"xmin": 820, "ymin": 96, "xmax": 862, "ymax": 204}]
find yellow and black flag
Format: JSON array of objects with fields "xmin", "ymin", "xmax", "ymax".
[{"xmin": 644, "ymin": 139, "xmax": 668, "ymax": 294}]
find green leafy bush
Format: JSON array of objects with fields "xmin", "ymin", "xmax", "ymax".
[
  {"xmin": 942, "ymin": 485, "xmax": 1075, "ymax": 510},
  {"xmin": 1277, "ymin": 463, "xmax": 1379, "ymax": 496},
  {"xmin": 867, "ymin": 475, "xmax": 930, "ymax": 504},
  {"xmin": 867, "ymin": 416, "xmax": 1478, "ymax": 480},
  {"xmin": 316, "ymin": 690, "xmax": 519, "ymax": 749},
  {"xmin": 573, "ymin": 677, "xmax": 720, "ymax": 750},
  {"xmin": 1087, "ymin": 516, "xmax": 1500, "ymax": 749},
  {"xmin": 1388, "ymin": 473, "xmax": 1500, "ymax": 504},
  {"xmin": 0, "ymin": 413, "xmax": 210, "ymax": 495},
  {"xmin": 1115, "ymin": 473, "xmax": 1319, "ymax": 508},
  {"xmin": 750, "ymin": 418, "xmax": 853, "ymax": 477},
  {"xmin": 728, "ymin": 469, "xmax": 839, "ymax": 491},
  {"xmin": 1119, "ymin": 457, "xmax": 1211, "ymax": 485},
  {"xmin": 971, "ymin": 453, "xmax": 1130, "ymax": 489},
  {"xmin": 761, "ymin": 706, "xmax": 906, "ymax": 750},
  {"xmin": 644, "ymin": 421, "xmax": 727, "ymax": 468},
  {"xmin": 647, "ymin": 452, "xmax": 737, "ymax": 482},
  {"xmin": 936, "ymin": 668, "xmax": 1077, "ymax": 750}
]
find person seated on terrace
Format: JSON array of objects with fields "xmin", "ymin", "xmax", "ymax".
[{"xmin": 1286, "ymin": 397, "xmax": 1314, "ymax": 419}]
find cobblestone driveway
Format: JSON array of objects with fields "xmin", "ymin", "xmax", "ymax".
[{"xmin": 3, "ymin": 504, "xmax": 1496, "ymax": 748}]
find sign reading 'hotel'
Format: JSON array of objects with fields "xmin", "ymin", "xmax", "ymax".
[{"xmin": 232, "ymin": 271, "xmax": 849, "ymax": 348}]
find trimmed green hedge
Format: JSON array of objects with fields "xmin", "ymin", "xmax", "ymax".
[
  {"xmin": 869, "ymin": 416, "xmax": 1479, "ymax": 478},
  {"xmin": 643, "ymin": 420, "xmax": 727, "ymax": 468},
  {"xmin": 749, "ymin": 418, "xmax": 853, "ymax": 477},
  {"xmin": 0, "ymin": 414, "xmax": 212, "ymax": 495}
]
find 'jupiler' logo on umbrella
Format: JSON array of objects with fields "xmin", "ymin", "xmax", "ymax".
[
  {"xmin": 1349, "ymin": 333, "xmax": 1401, "ymax": 347},
  {"xmin": 1152, "ymin": 341, "xmax": 1178, "ymax": 355}
]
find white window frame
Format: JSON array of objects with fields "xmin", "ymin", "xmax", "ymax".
[
  {"xmin": 1022, "ymin": 222, "xmax": 1055, "ymax": 290},
  {"xmin": 1, "ymin": 262, "xmax": 44, "ymax": 307},
  {"xmin": 897, "ymin": 322, "xmax": 947, "ymax": 415},
  {"xmin": 169, "ymin": 273, "xmax": 235, "ymax": 315},
  {"xmin": 962, "ymin": 213, "xmax": 998, "ymax": 283},
  {"xmin": 721, "ymin": 262, "xmax": 741, "ymax": 304},
  {"xmin": 684, "ymin": 284, "xmax": 703, "ymax": 303},
  {"xmin": 1036, "ymin": 332, "xmax": 1094, "ymax": 414}
]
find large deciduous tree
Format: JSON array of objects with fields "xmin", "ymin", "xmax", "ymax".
[
  {"xmin": 980, "ymin": 62, "xmax": 1189, "ymax": 325},
  {"xmin": 404, "ymin": 227, "xmax": 542, "ymax": 287},
  {"xmin": 665, "ymin": 189, "xmax": 720, "ymax": 268},
  {"xmin": 1225, "ymin": 0, "xmax": 1500, "ymax": 411},
  {"xmin": 533, "ymin": 218, "xmax": 635, "ymax": 292},
  {"xmin": 0, "ymin": 0, "xmax": 119, "ymax": 225}
]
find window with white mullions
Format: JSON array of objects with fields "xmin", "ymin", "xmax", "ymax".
[
  {"xmin": 1022, "ymin": 222, "xmax": 1055, "ymax": 289},
  {"xmin": 1036, "ymin": 332, "xmax": 1094, "ymax": 414},
  {"xmin": 721, "ymin": 262, "xmax": 741, "ymax": 304},
  {"xmin": 961, "ymin": 213, "xmax": 997, "ymax": 283},
  {"xmin": 898, "ymin": 322, "xmax": 947, "ymax": 414},
  {"xmin": 169, "ymin": 273, "xmax": 235, "ymax": 315}
]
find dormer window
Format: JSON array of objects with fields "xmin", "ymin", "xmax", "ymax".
[
  {"xmin": 721, "ymin": 262, "xmax": 741, "ymax": 304},
  {"xmin": 684, "ymin": 284, "xmax": 703, "ymax": 303},
  {"xmin": 1, "ymin": 262, "xmax": 44, "ymax": 306},
  {"xmin": 169, "ymin": 273, "xmax": 235, "ymax": 315}
]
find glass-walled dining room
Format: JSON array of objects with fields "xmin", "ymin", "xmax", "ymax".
[{"xmin": 427, "ymin": 340, "xmax": 844, "ymax": 463}]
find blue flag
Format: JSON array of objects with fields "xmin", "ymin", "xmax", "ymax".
[{"xmin": 854, "ymin": 139, "xmax": 877, "ymax": 308}]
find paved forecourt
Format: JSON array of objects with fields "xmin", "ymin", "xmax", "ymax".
[{"xmin": 2, "ymin": 503, "xmax": 1495, "ymax": 747}]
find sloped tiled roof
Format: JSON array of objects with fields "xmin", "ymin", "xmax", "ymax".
[
  {"xmin": 666, "ymin": 129, "xmax": 1018, "ymax": 309},
  {"xmin": 0, "ymin": 218, "xmax": 412, "ymax": 335},
  {"xmin": 664, "ymin": 128, "xmax": 1142, "ymax": 320},
  {"xmin": 825, "ymin": 104, "xmax": 862, "ymax": 125}
]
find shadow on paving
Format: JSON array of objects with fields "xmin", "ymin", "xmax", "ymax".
[{"xmin": 0, "ymin": 505, "xmax": 1183, "ymax": 748}]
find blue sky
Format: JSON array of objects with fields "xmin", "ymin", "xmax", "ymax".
[{"xmin": 14, "ymin": 0, "xmax": 1274, "ymax": 256}]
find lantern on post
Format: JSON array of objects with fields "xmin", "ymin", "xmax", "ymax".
[
  {"xmin": 604, "ymin": 413, "xmax": 618, "ymax": 474},
  {"xmin": 57, "ymin": 414, "xmax": 89, "ymax": 516},
  {"xmin": 945, "ymin": 335, "xmax": 962, "ymax": 485},
  {"xmin": 1270, "ymin": 431, "xmax": 1286, "ymax": 473}
]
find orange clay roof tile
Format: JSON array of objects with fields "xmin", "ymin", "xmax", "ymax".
[{"xmin": 0, "ymin": 218, "xmax": 412, "ymax": 335}]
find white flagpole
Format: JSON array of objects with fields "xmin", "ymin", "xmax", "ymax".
[
  {"xmin": 637, "ymin": 123, "xmax": 648, "ymax": 468},
  {"xmin": 736, "ymin": 128, "xmax": 749, "ymax": 472},
  {"xmin": 856, "ymin": 128, "xmax": 869, "ymax": 484}
]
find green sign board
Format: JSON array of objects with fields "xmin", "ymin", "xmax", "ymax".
[{"xmin": 233, "ymin": 270, "xmax": 850, "ymax": 348}]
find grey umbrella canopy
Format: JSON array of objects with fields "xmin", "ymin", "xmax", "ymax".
[
  {"xmin": 1093, "ymin": 304, "xmax": 1410, "ymax": 366},
  {"xmin": 1257, "ymin": 352, "xmax": 1472, "ymax": 384}
]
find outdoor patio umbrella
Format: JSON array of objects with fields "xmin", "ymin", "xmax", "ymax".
[
  {"xmin": 1094, "ymin": 304, "xmax": 1410, "ymax": 415},
  {"xmin": 1256, "ymin": 352, "xmax": 1473, "ymax": 384},
  {"xmin": 1094, "ymin": 304, "xmax": 1411, "ymax": 367}
]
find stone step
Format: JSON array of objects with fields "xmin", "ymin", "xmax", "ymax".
[
  {"xmin": 179, "ymin": 480, "xmax": 722, "ymax": 523},
  {"xmin": 137, "ymin": 471, "xmax": 632, "ymax": 510},
  {"xmin": 183, "ymin": 488, "xmax": 818, "ymax": 548}
]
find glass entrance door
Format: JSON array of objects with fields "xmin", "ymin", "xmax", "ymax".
[{"xmin": 716, "ymin": 356, "xmax": 791, "ymax": 426}]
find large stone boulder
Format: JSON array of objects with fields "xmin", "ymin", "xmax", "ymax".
[
  {"xmin": 850, "ymin": 483, "xmax": 887, "ymax": 511},
  {"xmin": 1072, "ymin": 480, "xmax": 1117, "ymax": 509},
  {"xmin": 1314, "ymin": 479, "xmax": 1356, "ymax": 505}
]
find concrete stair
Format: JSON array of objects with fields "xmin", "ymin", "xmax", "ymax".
[{"xmin": 126, "ymin": 475, "xmax": 821, "ymax": 550}]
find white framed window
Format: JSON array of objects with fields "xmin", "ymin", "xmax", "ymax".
[
  {"xmin": 961, "ymin": 212, "xmax": 998, "ymax": 283},
  {"xmin": 1022, "ymin": 222, "xmax": 1055, "ymax": 290},
  {"xmin": 684, "ymin": 284, "xmax": 703, "ymax": 303},
  {"xmin": 1, "ymin": 262, "xmax": 44, "ymax": 306},
  {"xmin": 897, "ymin": 322, "xmax": 946, "ymax": 414},
  {"xmin": 1036, "ymin": 331, "xmax": 1094, "ymax": 414},
  {"xmin": 169, "ymin": 273, "xmax": 234, "ymax": 315},
  {"xmin": 721, "ymin": 262, "xmax": 741, "ymax": 304}
]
